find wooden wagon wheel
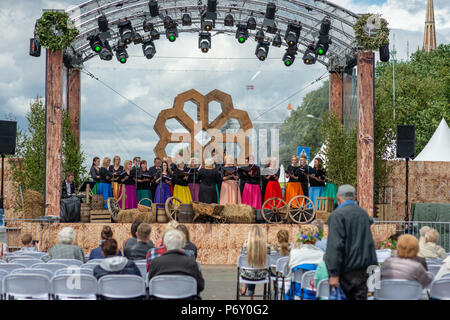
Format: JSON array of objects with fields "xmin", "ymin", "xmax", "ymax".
[
  {"xmin": 261, "ymin": 197, "xmax": 289, "ymax": 224},
  {"xmin": 288, "ymin": 195, "xmax": 315, "ymax": 224},
  {"xmin": 107, "ymin": 197, "xmax": 120, "ymax": 222},
  {"xmin": 165, "ymin": 196, "xmax": 183, "ymax": 221}
]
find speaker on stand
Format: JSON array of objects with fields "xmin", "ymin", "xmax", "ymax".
[{"xmin": 396, "ymin": 125, "xmax": 415, "ymax": 228}]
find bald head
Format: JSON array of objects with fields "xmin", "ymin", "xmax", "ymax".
[{"xmin": 337, "ymin": 184, "xmax": 356, "ymax": 204}]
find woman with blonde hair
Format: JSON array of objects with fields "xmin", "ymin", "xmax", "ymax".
[
  {"xmin": 98, "ymin": 157, "xmax": 113, "ymax": 209},
  {"xmin": 198, "ymin": 158, "xmax": 221, "ymax": 204},
  {"xmin": 187, "ymin": 157, "xmax": 201, "ymax": 202},
  {"xmin": 109, "ymin": 155, "xmax": 123, "ymax": 199},
  {"xmin": 240, "ymin": 225, "xmax": 271, "ymax": 300},
  {"xmin": 272, "ymin": 229, "xmax": 292, "ymax": 256},
  {"xmin": 118, "ymin": 160, "xmax": 138, "ymax": 209},
  {"xmin": 173, "ymin": 160, "xmax": 193, "ymax": 204},
  {"xmin": 220, "ymin": 155, "xmax": 241, "ymax": 205}
]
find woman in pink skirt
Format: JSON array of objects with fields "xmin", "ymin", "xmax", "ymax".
[
  {"xmin": 220, "ymin": 156, "xmax": 241, "ymax": 205},
  {"xmin": 241, "ymin": 156, "xmax": 262, "ymax": 209},
  {"xmin": 118, "ymin": 160, "xmax": 138, "ymax": 209}
]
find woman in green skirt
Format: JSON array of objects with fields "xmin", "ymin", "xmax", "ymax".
[
  {"xmin": 90, "ymin": 157, "xmax": 101, "ymax": 194},
  {"xmin": 136, "ymin": 160, "xmax": 152, "ymax": 207}
]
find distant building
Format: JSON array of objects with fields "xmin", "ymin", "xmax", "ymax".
[{"xmin": 423, "ymin": 0, "xmax": 437, "ymax": 52}]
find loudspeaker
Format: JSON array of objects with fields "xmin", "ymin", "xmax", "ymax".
[
  {"xmin": 396, "ymin": 125, "xmax": 415, "ymax": 158},
  {"xmin": 0, "ymin": 120, "xmax": 17, "ymax": 155},
  {"xmin": 379, "ymin": 43, "xmax": 390, "ymax": 62}
]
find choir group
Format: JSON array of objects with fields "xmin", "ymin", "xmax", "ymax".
[{"xmin": 89, "ymin": 151, "xmax": 330, "ymax": 211}]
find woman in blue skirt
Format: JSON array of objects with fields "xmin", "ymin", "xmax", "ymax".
[
  {"xmin": 154, "ymin": 161, "xmax": 172, "ymax": 207},
  {"xmin": 309, "ymin": 158, "xmax": 326, "ymax": 210},
  {"xmin": 97, "ymin": 157, "xmax": 113, "ymax": 209}
]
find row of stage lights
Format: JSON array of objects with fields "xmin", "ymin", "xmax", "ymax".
[{"xmin": 88, "ymin": 0, "xmax": 332, "ymax": 66}]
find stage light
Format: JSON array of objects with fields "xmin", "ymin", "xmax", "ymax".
[
  {"xmin": 224, "ymin": 14, "xmax": 234, "ymax": 27},
  {"xmin": 149, "ymin": 0, "xmax": 160, "ymax": 17},
  {"xmin": 89, "ymin": 35, "xmax": 103, "ymax": 53},
  {"xmin": 255, "ymin": 29, "xmax": 265, "ymax": 43},
  {"xmin": 272, "ymin": 33, "xmax": 281, "ymax": 47},
  {"xmin": 285, "ymin": 22, "xmax": 302, "ymax": 47},
  {"xmin": 207, "ymin": 0, "xmax": 217, "ymax": 13},
  {"xmin": 315, "ymin": 43, "xmax": 329, "ymax": 56},
  {"xmin": 319, "ymin": 18, "xmax": 331, "ymax": 36},
  {"xmin": 303, "ymin": 44, "xmax": 316, "ymax": 65},
  {"xmin": 143, "ymin": 18, "xmax": 154, "ymax": 32},
  {"xmin": 115, "ymin": 41, "xmax": 128, "ymax": 64},
  {"xmin": 182, "ymin": 13, "xmax": 192, "ymax": 26},
  {"xmin": 99, "ymin": 41, "xmax": 113, "ymax": 60},
  {"xmin": 283, "ymin": 51, "xmax": 295, "ymax": 66},
  {"xmin": 150, "ymin": 29, "xmax": 160, "ymax": 40},
  {"xmin": 98, "ymin": 16, "xmax": 109, "ymax": 33},
  {"xmin": 166, "ymin": 28, "xmax": 178, "ymax": 42},
  {"xmin": 142, "ymin": 39, "xmax": 156, "ymax": 59},
  {"xmin": 198, "ymin": 32, "xmax": 211, "ymax": 53},
  {"xmin": 263, "ymin": 3, "xmax": 277, "ymax": 34},
  {"xmin": 315, "ymin": 18, "xmax": 332, "ymax": 56},
  {"xmin": 235, "ymin": 24, "xmax": 248, "ymax": 43},
  {"xmin": 247, "ymin": 17, "xmax": 257, "ymax": 30},
  {"xmin": 255, "ymin": 42, "xmax": 269, "ymax": 61},
  {"xmin": 118, "ymin": 20, "xmax": 134, "ymax": 45},
  {"xmin": 164, "ymin": 16, "xmax": 175, "ymax": 29},
  {"xmin": 379, "ymin": 43, "xmax": 390, "ymax": 62},
  {"xmin": 29, "ymin": 37, "xmax": 41, "ymax": 57},
  {"xmin": 265, "ymin": 2, "xmax": 276, "ymax": 20},
  {"xmin": 202, "ymin": 19, "xmax": 213, "ymax": 32}
]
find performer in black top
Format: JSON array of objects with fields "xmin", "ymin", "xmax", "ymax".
[
  {"xmin": 239, "ymin": 157, "xmax": 250, "ymax": 197},
  {"xmin": 119, "ymin": 160, "xmax": 137, "ymax": 209},
  {"xmin": 136, "ymin": 160, "xmax": 152, "ymax": 206},
  {"xmin": 89, "ymin": 157, "xmax": 101, "ymax": 194},
  {"xmin": 285, "ymin": 155, "xmax": 304, "ymax": 205},
  {"xmin": 154, "ymin": 161, "xmax": 172, "ymax": 206},
  {"xmin": 240, "ymin": 156, "xmax": 261, "ymax": 209},
  {"xmin": 198, "ymin": 158, "xmax": 221, "ymax": 204},
  {"xmin": 109, "ymin": 155, "xmax": 124, "ymax": 200},
  {"xmin": 98, "ymin": 157, "xmax": 113, "ymax": 209},
  {"xmin": 309, "ymin": 157, "xmax": 327, "ymax": 209},
  {"xmin": 149, "ymin": 157, "xmax": 162, "ymax": 204},
  {"xmin": 220, "ymin": 156, "xmax": 241, "ymax": 205},
  {"xmin": 260, "ymin": 157, "xmax": 271, "ymax": 201},
  {"xmin": 172, "ymin": 161, "xmax": 192, "ymax": 204},
  {"xmin": 187, "ymin": 158, "xmax": 200, "ymax": 202},
  {"xmin": 298, "ymin": 155, "xmax": 313, "ymax": 198}
]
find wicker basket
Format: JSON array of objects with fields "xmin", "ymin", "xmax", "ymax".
[
  {"xmin": 137, "ymin": 198, "xmax": 152, "ymax": 212},
  {"xmin": 91, "ymin": 195, "xmax": 105, "ymax": 210}
]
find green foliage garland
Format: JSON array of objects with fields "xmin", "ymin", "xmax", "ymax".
[
  {"xmin": 36, "ymin": 11, "xmax": 79, "ymax": 51},
  {"xmin": 354, "ymin": 14, "xmax": 389, "ymax": 50}
]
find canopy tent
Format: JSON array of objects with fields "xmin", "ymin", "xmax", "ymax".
[
  {"xmin": 414, "ymin": 118, "xmax": 450, "ymax": 162},
  {"xmin": 309, "ymin": 144, "xmax": 327, "ymax": 167}
]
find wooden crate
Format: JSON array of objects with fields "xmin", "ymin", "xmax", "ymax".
[
  {"xmin": 90, "ymin": 210, "xmax": 111, "ymax": 223},
  {"xmin": 315, "ymin": 197, "xmax": 334, "ymax": 224}
]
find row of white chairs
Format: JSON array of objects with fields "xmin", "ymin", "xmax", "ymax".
[{"xmin": 0, "ymin": 272, "xmax": 198, "ymax": 300}]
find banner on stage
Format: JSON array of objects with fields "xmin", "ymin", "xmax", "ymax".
[{"xmin": 297, "ymin": 146, "xmax": 310, "ymax": 160}]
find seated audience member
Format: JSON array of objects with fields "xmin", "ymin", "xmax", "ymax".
[
  {"xmin": 418, "ymin": 228, "xmax": 447, "ymax": 259},
  {"xmin": 177, "ymin": 224, "xmax": 198, "ymax": 258},
  {"xmin": 311, "ymin": 219, "xmax": 327, "ymax": 252},
  {"xmin": 18, "ymin": 233, "xmax": 40, "ymax": 252},
  {"xmin": 89, "ymin": 226, "xmax": 122, "ymax": 260},
  {"xmin": 239, "ymin": 225, "xmax": 271, "ymax": 300},
  {"xmin": 388, "ymin": 231, "xmax": 428, "ymax": 270},
  {"xmin": 381, "ymin": 234, "xmax": 432, "ymax": 288},
  {"xmin": 146, "ymin": 220, "xmax": 180, "ymax": 270},
  {"xmin": 419, "ymin": 226, "xmax": 431, "ymax": 249},
  {"xmin": 42, "ymin": 227, "xmax": 85, "ymax": 262},
  {"xmin": 93, "ymin": 239, "xmax": 141, "ymax": 280},
  {"xmin": 271, "ymin": 229, "xmax": 292, "ymax": 257},
  {"xmin": 435, "ymin": 256, "xmax": 450, "ymax": 280},
  {"xmin": 122, "ymin": 219, "xmax": 143, "ymax": 253},
  {"xmin": 125, "ymin": 223, "xmax": 155, "ymax": 260},
  {"xmin": 314, "ymin": 260, "xmax": 329, "ymax": 300},
  {"xmin": 148, "ymin": 229, "xmax": 204, "ymax": 297}
]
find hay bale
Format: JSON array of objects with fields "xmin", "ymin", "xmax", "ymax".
[
  {"xmin": 23, "ymin": 190, "xmax": 44, "ymax": 219},
  {"xmin": 117, "ymin": 209, "xmax": 155, "ymax": 224},
  {"xmin": 222, "ymin": 204, "xmax": 254, "ymax": 223}
]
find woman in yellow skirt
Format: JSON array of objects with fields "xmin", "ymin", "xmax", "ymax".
[
  {"xmin": 285, "ymin": 155, "xmax": 304, "ymax": 207},
  {"xmin": 109, "ymin": 155, "xmax": 123, "ymax": 199},
  {"xmin": 172, "ymin": 161, "xmax": 193, "ymax": 204}
]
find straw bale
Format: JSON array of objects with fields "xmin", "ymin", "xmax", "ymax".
[
  {"xmin": 222, "ymin": 204, "xmax": 255, "ymax": 223},
  {"xmin": 23, "ymin": 190, "xmax": 44, "ymax": 219},
  {"xmin": 117, "ymin": 209, "xmax": 155, "ymax": 224}
]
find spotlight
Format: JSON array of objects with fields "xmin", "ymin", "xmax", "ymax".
[
  {"xmin": 315, "ymin": 43, "xmax": 329, "ymax": 56},
  {"xmin": 263, "ymin": 2, "xmax": 277, "ymax": 34},
  {"xmin": 115, "ymin": 41, "xmax": 128, "ymax": 64},
  {"xmin": 282, "ymin": 51, "xmax": 296, "ymax": 67},
  {"xmin": 315, "ymin": 18, "xmax": 332, "ymax": 56},
  {"xmin": 149, "ymin": 0, "xmax": 160, "ymax": 17},
  {"xmin": 150, "ymin": 29, "xmax": 160, "ymax": 40},
  {"xmin": 98, "ymin": 16, "xmax": 109, "ymax": 33},
  {"xmin": 272, "ymin": 33, "xmax": 282, "ymax": 47},
  {"xmin": 285, "ymin": 22, "xmax": 301, "ymax": 47},
  {"xmin": 166, "ymin": 28, "xmax": 178, "ymax": 42},
  {"xmin": 255, "ymin": 30, "xmax": 265, "ymax": 43},
  {"xmin": 198, "ymin": 32, "xmax": 211, "ymax": 53},
  {"xmin": 207, "ymin": 0, "xmax": 217, "ymax": 13},
  {"xmin": 182, "ymin": 13, "xmax": 192, "ymax": 26},
  {"xmin": 224, "ymin": 14, "xmax": 234, "ymax": 27},
  {"xmin": 143, "ymin": 18, "xmax": 154, "ymax": 32},
  {"xmin": 265, "ymin": 2, "xmax": 276, "ymax": 20},
  {"xmin": 202, "ymin": 19, "xmax": 214, "ymax": 32},
  {"xmin": 379, "ymin": 43, "xmax": 390, "ymax": 62},
  {"xmin": 303, "ymin": 44, "xmax": 317, "ymax": 65},
  {"xmin": 163, "ymin": 16, "xmax": 175, "ymax": 29},
  {"xmin": 235, "ymin": 24, "xmax": 248, "ymax": 44},
  {"xmin": 118, "ymin": 20, "xmax": 134, "ymax": 45},
  {"xmin": 247, "ymin": 17, "xmax": 257, "ymax": 30},
  {"xmin": 29, "ymin": 37, "xmax": 41, "ymax": 57},
  {"xmin": 89, "ymin": 34, "xmax": 103, "ymax": 53},
  {"xmin": 99, "ymin": 40, "xmax": 113, "ymax": 60},
  {"xmin": 142, "ymin": 39, "xmax": 156, "ymax": 59},
  {"xmin": 345, "ymin": 53, "xmax": 357, "ymax": 70},
  {"xmin": 319, "ymin": 18, "xmax": 331, "ymax": 36},
  {"xmin": 255, "ymin": 42, "xmax": 269, "ymax": 61}
]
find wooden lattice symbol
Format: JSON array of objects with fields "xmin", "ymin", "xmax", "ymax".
[{"xmin": 154, "ymin": 89, "xmax": 253, "ymax": 164}]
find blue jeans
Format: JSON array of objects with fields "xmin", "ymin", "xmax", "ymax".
[{"xmin": 247, "ymin": 284, "xmax": 255, "ymax": 295}]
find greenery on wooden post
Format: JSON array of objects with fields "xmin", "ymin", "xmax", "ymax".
[
  {"xmin": 353, "ymin": 13, "xmax": 389, "ymax": 50},
  {"xmin": 36, "ymin": 11, "xmax": 79, "ymax": 51}
]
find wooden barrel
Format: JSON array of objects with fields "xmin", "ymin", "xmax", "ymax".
[
  {"xmin": 91, "ymin": 195, "xmax": 104, "ymax": 210},
  {"xmin": 156, "ymin": 207, "xmax": 168, "ymax": 223},
  {"xmin": 80, "ymin": 203, "xmax": 90, "ymax": 223},
  {"xmin": 178, "ymin": 204, "xmax": 194, "ymax": 223}
]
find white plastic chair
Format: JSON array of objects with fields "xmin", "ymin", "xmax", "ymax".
[
  {"xmin": 441, "ymin": 273, "xmax": 450, "ymax": 279},
  {"xmin": 237, "ymin": 254, "xmax": 271, "ymax": 300},
  {"xmin": 149, "ymin": 275, "xmax": 197, "ymax": 299},
  {"xmin": 430, "ymin": 278, "xmax": 450, "ymax": 300},
  {"xmin": 316, "ymin": 279, "xmax": 330, "ymax": 300},
  {"xmin": 17, "ymin": 252, "xmax": 47, "ymax": 260},
  {"xmin": 48, "ymin": 259, "xmax": 83, "ymax": 267},
  {"xmin": 98, "ymin": 275, "xmax": 146, "ymax": 299},
  {"xmin": 7, "ymin": 255, "xmax": 35, "ymax": 263},
  {"xmin": 376, "ymin": 249, "xmax": 391, "ymax": 264},
  {"xmin": 300, "ymin": 270, "xmax": 316, "ymax": 300},
  {"xmin": 0, "ymin": 263, "xmax": 27, "ymax": 273},
  {"xmin": 0, "ymin": 269, "xmax": 9, "ymax": 299},
  {"xmin": 52, "ymin": 274, "xmax": 98, "ymax": 300},
  {"xmin": 11, "ymin": 268, "xmax": 53, "ymax": 279},
  {"xmin": 86, "ymin": 259, "xmax": 104, "ymax": 265},
  {"xmin": 428, "ymin": 264, "xmax": 441, "ymax": 277},
  {"xmin": 31, "ymin": 263, "xmax": 67, "ymax": 275},
  {"xmin": 426, "ymin": 258, "xmax": 443, "ymax": 266},
  {"xmin": 374, "ymin": 280, "xmax": 423, "ymax": 300},
  {"xmin": 81, "ymin": 264, "xmax": 98, "ymax": 272},
  {"xmin": 272, "ymin": 256, "xmax": 289, "ymax": 300},
  {"xmin": 3, "ymin": 274, "xmax": 51, "ymax": 300},
  {"xmin": 55, "ymin": 267, "xmax": 93, "ymax": 276},
  {"xmin": 269, "ymin": 252, "xmax": 281, "ymax": 268},
  {"xmin": 8, "ymin": 258, "xmax": 42, "ymax": 268}
]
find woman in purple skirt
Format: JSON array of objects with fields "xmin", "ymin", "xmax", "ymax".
[
  {"xmin": 187, "ymin": 157, "xmax": 200, "ymax": 202},
  {"xmin": 154, "ymin": 161, "xmax": 172, "ymax": 207},
  {"xmin": 118, "ymin": 160, "xmax": 138, "ymax": 209}
]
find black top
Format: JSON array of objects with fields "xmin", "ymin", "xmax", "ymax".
[
  {"xmin": 61, "ymin": 181, "xmax": 75, "ymax": 198},
  {"xmin": 309, "ymin": 168, "xmax": 326, "ymax": 187},
  {"xmin": 297, "ymin": 164, "xmax": 313, "ymax": 184},
  {"xmin": 99, "ymin": 167, "xmax": 113, "ymax": 183},
  {"xmin": 184, "ymin": 241, "xmax": 198, "ymax": 259},
  {"xmin": 198, "ymin": 168, "xmax": 221, "ymax": 186},
  {"xmin": 262, "ymin": 168, "xmax": 280, "ymax": 182},
  {"xmin": 124, "ymin": 240, "xmax": 155, "ymax": 260},
  {"xmin": 173, "ymin": 168, "xmax": 190, "ymax": 186},
  {"xmin": 221, "ymin": 166, "xmax": 238, "ymax": 181},
  {"xmin": 109, "ymin": 165, "xmax": 124, "ymax": 182},
  {"xmin": 90, "ymin": 166, "xmax": 100, "ymax": 183},
  {"xmin": 187, "ymin": 167, "xmax": 200, "ymax": 184},
  {"xmin": 120, "ymin": 170, "xmax": 136, "ymax": 186},
  {"xmin": 136, "ymin": 169, "xmax": 152, "ymax": 190},
  {"xmin": 239, "ymin": 165, "xmax": 260, "ymax": 185},
  {"xmin": 156, "ymin": 171, "xmax": 172, "ymax": 184},
  {"xmin": 286, "ymin": 165, "xmax": 300, "ymax": 183}
]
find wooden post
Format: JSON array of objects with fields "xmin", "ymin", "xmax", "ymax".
[
  {"xmin": 329, "ymin": 72, "xmax": 343, "ymax": 122},
  {"xmin": 357, "ymin": 51, "xmax": 375, "ymax": 216},
  {"xmin": 45, "ymin": 49, "xmax": 63, "ymax": 217},
  {"xmin": 66, "ymin": 68, "xmax": 81, "ymax": 146}
]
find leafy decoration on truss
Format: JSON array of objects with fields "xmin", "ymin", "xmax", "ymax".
[
  {"xmin": 354, "ymin": 13, "xmax": 389, "ymax": 51},
  {"xmin": 36, "ymin": 11, "xmax": 79, "ymax": 51}
]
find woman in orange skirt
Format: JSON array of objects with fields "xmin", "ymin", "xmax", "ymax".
[
  {"xmin": 285, "ymin": 155, "xmax": 304, "ymax": 206},
  {"xmin": 262, "ymin": 158, "xmax": 283, "ymax": 209}
]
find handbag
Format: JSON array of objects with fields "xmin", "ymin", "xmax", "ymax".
[{"xmin": 329, "ymin": 286, "xmax": 347, "ymax": 300}]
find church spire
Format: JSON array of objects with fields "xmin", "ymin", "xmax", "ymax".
[{"xmin": 423, "ymin": 0, "xmax": 437, "ymax": 52}]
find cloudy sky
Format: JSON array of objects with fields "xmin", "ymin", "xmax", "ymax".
[{"xmin": 0, "ymin": 0, "xmax": 449, "ymax": 168}]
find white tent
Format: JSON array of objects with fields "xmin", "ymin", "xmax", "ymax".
[
  {"xmin": 278, "ymin": 164, "xmax": 286, "ymax": 184},
  {"xmin": 414, "ymin": 118, "xmax": 450, "ymax": 162},
  {"xmin": 309, "ymin": 144, "xmax": 327, "ymax": 166}
]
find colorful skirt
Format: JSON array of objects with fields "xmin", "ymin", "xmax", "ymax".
[
  {"xmin": 309, "ymin": 186, "xmax": 324, "ymax": 209},
  {"xmin": 285, "ymin": 182, "xmax": 303, "ymax": 205},
  {"xmin": 322, "ymin": 183, "xmax": 338, "ymax": 206},
  {"xmin": 174, "ymin": 185, "xmax": 193, "ymax": 204},
  {"xmin": 220, "ymin": 180, "xmax": 241, "ymax": 205},
  {"xmin": 97, "ymin": 182, "xmax": 113, "ymax": 209},
  {"xmin": 216, "ymin": 185, "xmax": 220, "ymax": 204},
  {"xmin": 188, "ymin": 183, "xmax": 200, "ymax": 202},
  {"xmin": 242, "ymin": 183, "xmax": 261, "ymax": 210},
  {"xmin": 136, "ymin": 189, "xmax": 152, "ymax": 207},
  {"xmin": 119, "ymin": 184, "xmax": 138, "ymax": 209},
  {"xmin": 92, "ymin": 182, "xmax": 99, "ymax": 195},
  {"xmin": 112, "ymin": 182, "xmax": 121, "ymax": 199},
  {"xmin": 155, "ymin": 182, "xmax": 172, "ymax": 207},
  {"xmin": 263, "ymin": 181, "xmax": 283, "ymax": 209}
]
